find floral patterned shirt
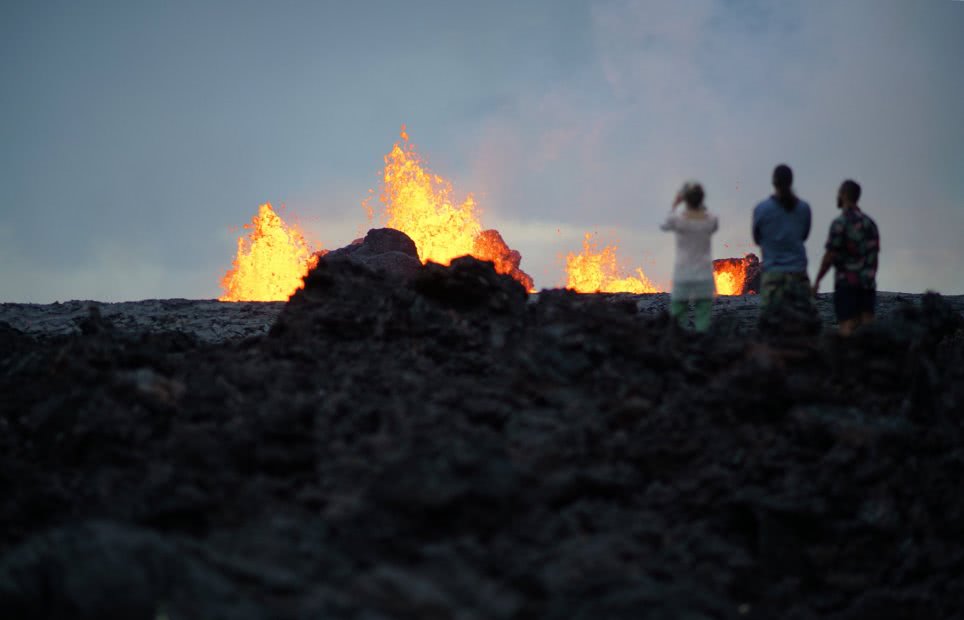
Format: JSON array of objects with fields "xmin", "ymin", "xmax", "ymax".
[{"xmin": 825, "ymin": 207, "xmax": 880, "ymax": 289}]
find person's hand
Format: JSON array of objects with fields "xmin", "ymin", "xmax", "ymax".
[{"xmin": 811, "ymin": 281, "xmax": 820, "ymax": 298}]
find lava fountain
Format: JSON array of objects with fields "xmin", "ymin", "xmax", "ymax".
[
  {"xmin": 712, "ymin": 254, "xmax": 759, "ymax": 296},
  {"xmin": 368, "ymin": 127, "xmax": 534, "ymax": 290},
  {"xmin": 565, "ymin": 233, "xmax": 660, "ymax": 294},
  {"xmin": 220, "ymin": 203, "xmax": 319, "ymax": 302}
]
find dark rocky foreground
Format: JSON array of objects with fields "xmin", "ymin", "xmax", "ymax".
[{"xmin": 1, "ymin": 258, "xmax": 963, "ymax": 620}]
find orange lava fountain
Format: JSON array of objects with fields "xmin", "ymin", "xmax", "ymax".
[
  {"xmin": 565, "ymin": 233, "xmax": 660, "ymax": 294},
  {"xmin": 220, "ymin": 203, "xmax": 319, "ymax": 302},
  {"xmin": 369, "ymin": 127, "xmax": 534, "ymax": 290},
  {"xmin": 712, "ymin": 256, "xmax": 754, "ymax": 296}
]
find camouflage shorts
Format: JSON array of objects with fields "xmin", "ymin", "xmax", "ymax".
[{"xmin": 759, "ymin": 271, "xmax": 820, "ymax": 335}]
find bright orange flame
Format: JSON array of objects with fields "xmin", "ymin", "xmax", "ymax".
[
  {"xmin": 220, "ymin": 203, "xmax": 319, "ymax": 302},
  {"xmin": 473, "ymin": 229, "xmax": 535, "ymax": 292},
  {"xmin": 371, "ymin": 127, "xmax": 534, "ymax": 290},
  {"xmin": 713, "ymin": 257, "xmax": 749, "ymax": 296},
  {"xmin": 565, "ymin": 233, "xmax": 660, "ymax": 294},
  {"xmin": 377, "ymin": 129, "xmax": 480, "ymax": 265}
]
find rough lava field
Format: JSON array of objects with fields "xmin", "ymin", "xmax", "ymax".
[{"xmin": 2, "ymin": 244, "xmax": 964, "ymax": 619}]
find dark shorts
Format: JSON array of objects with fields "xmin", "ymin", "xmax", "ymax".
[{"xmin": 834, "ymin": 285, "xmax": 876, "ymax": 322}]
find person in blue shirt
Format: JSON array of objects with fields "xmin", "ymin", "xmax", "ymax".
[{"xmin": 752, "ymin": 164, "xmax": 818, "ymax": 333}]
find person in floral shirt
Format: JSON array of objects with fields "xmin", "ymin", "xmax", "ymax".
[{"xmin": 813, "ymin": 179, "xmax": 880, "ymax": 335}]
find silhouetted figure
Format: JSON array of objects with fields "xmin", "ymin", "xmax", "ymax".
[
  {"xmin": 661, "ymin": 181, "xmax": 718, "ymax": 332},
  {"xmin": 813, "ymin": 179, "xmax": 880, "ymax": 336},
  {"xmin": 752, "ymin": 164, "xmax": 819, "ymax": 335}
]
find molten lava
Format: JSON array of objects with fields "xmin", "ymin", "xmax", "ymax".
[
  {"xmin": 370, "ymin": 127, "xmax": 534, "ymax": 290},
  {"xmin": 217, "ymin": 128, "xmax": 760, "ymax": 300},
  {"xmin": 565, "ymin": 234, "xmax": 660, "ymax": 294},
  {"xmin": 473, "ymin": 229, "xmax": 535, "ymax": 292},
  {"xmin": 220, "ymin": 203, "xmax": 319, "ymax": 302},
  {"xmin": 713, "ymin": 262, "xmax": 746, "ymax": 296},
  {"xmin": 712, "ymin": 254, "xmax": 758, "ymax": 296}
]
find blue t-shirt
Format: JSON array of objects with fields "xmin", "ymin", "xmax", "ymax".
[{"xmin": 752, "ymin": 196, "xmax": 811, "ymax": 272}]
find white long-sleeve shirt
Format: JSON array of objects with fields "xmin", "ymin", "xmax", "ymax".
[{"xmin": 660, "ymin": 209, "xmax": 719, "ymax": 296}]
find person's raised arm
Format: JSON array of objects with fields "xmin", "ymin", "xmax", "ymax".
[{"xmin": 660, "ymin": 192, "xmax": 684, "ymax": 231}]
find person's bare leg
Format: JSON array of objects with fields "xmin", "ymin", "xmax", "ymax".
[{"xmin": 839, "ymin": 319, "xmax": 858, "ymax": 336}]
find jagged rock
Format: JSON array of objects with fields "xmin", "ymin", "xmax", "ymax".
[
  {"xmin": 0, "ymin": 522, "xmax": 262, "ymax": 620},
  {"xmin": 1, "ymin": 289, "xmax": 963, "ymax": 618},
  {"xmin": 319, "ymin": 227, "xmax": 422, "ymax": 280},
  {"xmin": 412, "ymin": 255, "xmax": 528, "ymax": 314}
]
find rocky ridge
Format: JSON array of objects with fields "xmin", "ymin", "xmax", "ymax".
[{"xmin": 1, "ymin": 256, "xmax": 963, "ymax": 619}]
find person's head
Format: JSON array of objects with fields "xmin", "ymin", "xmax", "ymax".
[
  {"xmin": 771, "ymin": 164, "xmax": 798, "ymax": 211},
  {"xmin": 679, "ymin": 181, "xmax": 705, "ymax": 209},
  {"xmin": 837, "ymin": 179, "xmax": 861, "ymax": 209}
]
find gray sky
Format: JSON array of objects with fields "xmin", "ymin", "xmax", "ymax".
[{"xmin": 2, "ymin": 0, "xmax": 962, "ymax": 301}]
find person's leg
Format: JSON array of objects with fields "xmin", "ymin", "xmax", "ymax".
[
  {"xmin": 670, "ymin": 299, "xmax": 688, "ymax": 327},
  {"xmin": 760, "ymin": 272, "xmax": 820, "ymax": 335},
  {"xmin": 834, "ymin": 285, "xmax": 859, "ymax": 336},
  {"xmin": 693, "ymin": 298, "xmax": 713, "ymax": 332},
  {"xmin": 759, "ymin": 272, "xmax": 779, "ymax": 310},
  {"xmin": 758, "ymin": 272, "xmax": 781, "ymax": 329},
  {"xmin": 858, "ymin": 288, "xmax": 876, "ymax": 328}
]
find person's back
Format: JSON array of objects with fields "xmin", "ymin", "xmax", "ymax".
[
  {"xmin": 665, "ymin": 210, "xmax": 719, "ymax": 283},
  {"xmin": 813, "ymin": 179, "xmax": 880, "ymax": 335},
  {"xmin": 753, "ymin": 164, "xmax": 819, "ymax": 336},
  {"xmin": 752, "ymin": 196, "xmax": 812, "ymax": 272},
  {"xmin": 661, "ymin": 181, "xmax": 718, "ymax": 332},
  {"xmin": 828, "ymin": 208, "xmax": 879, "ymax": 289}
]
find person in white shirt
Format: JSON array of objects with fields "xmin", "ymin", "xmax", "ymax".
[{"xmin": 660, "ymin": 181, "xmax": 719, "ymax": 332}]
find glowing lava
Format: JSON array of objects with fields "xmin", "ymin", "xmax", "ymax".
[
  {"xmin": 565, "ymin": 233, "xmax": 660, "ymax": 294},
  {"xmin": 220, "ymin": 203, "xmax": 319, "ymax": 302},
  {"xmin": 473, "ymin": 229, "xmax": 534, "ymax": 291},
  {"xmin": 712, "ymin": 255, "xmax": 756, "ymax": 296},
  {"xmin": 369, "ymin": 127, "xmax": 534, "ymax": 290}
]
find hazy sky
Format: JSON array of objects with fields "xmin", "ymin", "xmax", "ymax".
[{"xmin": 2, "ymin": 0, "xmax": 962, "ymax": 301}]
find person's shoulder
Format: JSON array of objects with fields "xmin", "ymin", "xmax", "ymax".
[
  {"xmin": 829, "ymin": 211, "xmax": 847, "ymax": 229},
  {"xmin": 753, "ymin": 197, "xmax": 774, "ymax": 215},
  {"xmin": 859, "ymin": 209, "xmax": 880, "ymax": 233},
  {"xmin": 797, "ymin": 199, "xmax": 812, "ymax": 213}
]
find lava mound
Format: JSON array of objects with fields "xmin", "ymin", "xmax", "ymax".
[{"xmin": 317, "ymin": 227, "xmax": 423, "ymax": 280}]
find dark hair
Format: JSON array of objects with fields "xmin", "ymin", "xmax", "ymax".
[
  {"xmin": 772, "ymin": 164, "xmax": 798, "ymax": 211},
  {"xmin": 684, "ymin": 184, "xmax": 705, "ymax": 208},
  {"xmin": 839, "ymin": 179, "xmax": 861, "ymax": 204}
]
